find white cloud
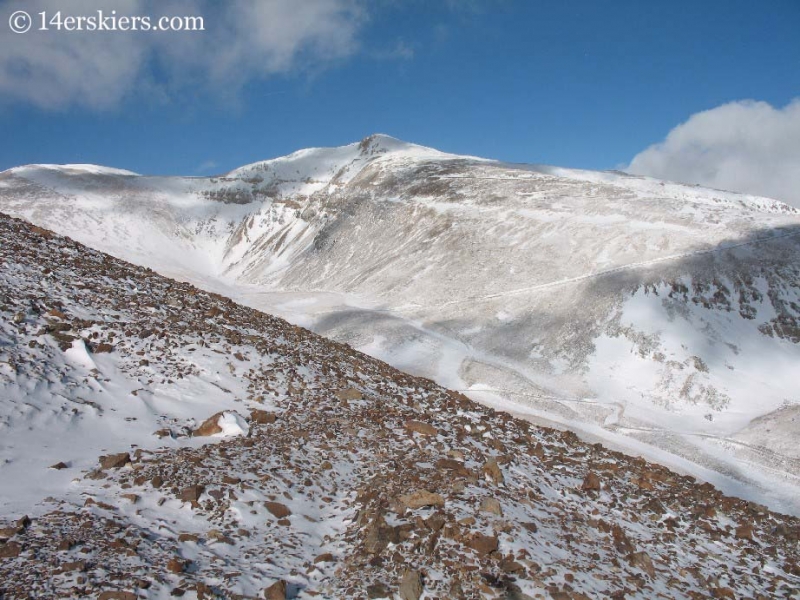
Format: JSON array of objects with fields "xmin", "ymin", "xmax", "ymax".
[
  {"xmin": 627, "ymin": 99, "xmax": 800, "ymax": 207},
  {"xmin": 0, "ymin": 0, "xmax": 365, "ymax": 110},
  {"xmin": 0, "ymin": 0, "xmax": 147, "ymax": 109}
]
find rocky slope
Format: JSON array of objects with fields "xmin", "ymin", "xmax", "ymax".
[
  {"xmin": 1, "ymin": 135, "xmax": 800, "ymax": 515},
  {"xmin": 1, "ymin": 214, "xmax": 799, "ymax": 599}
]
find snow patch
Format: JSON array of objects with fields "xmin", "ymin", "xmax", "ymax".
[
  {"xmin": 215, "ymin": 411, "xmax": 250, "ymax": 438},
  {"xmin": 63, "ymin": 339, "xmax": 96, "ymax": 370}
]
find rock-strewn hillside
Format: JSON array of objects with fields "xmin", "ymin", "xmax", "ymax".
[{"xmin": 1, "ymin": 214, "xmax": 798, "ymax": 599}]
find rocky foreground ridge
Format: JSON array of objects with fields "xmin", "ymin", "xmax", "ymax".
[{"xmin": 0, "ymin": 212, "xmax": 798, "ymax": 599}]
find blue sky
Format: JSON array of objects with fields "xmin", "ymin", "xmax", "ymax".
[{"xmin": 1, "ymin": 0, "xmax": 799, "ymax": 179}]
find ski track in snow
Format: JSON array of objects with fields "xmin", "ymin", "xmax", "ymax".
[{"xmin": 430, "ymin": 226, "xmax": 800, "ymax": 309}]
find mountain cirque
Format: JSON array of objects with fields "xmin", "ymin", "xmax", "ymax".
[
  {"xmin": 1, "ymin": 216, "xmax": 799, "ymax": 599},
  {"xmin": 2, "ymin": 135, "xmax": 800, "ymax": 514}
]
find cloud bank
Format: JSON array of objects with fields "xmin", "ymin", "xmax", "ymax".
[
  {"xmin": 628, "ymin": 99, "xmax": 800, "ymax": 207},
  {"xmin": 0, "ymin": 0, "xmax": 365, "ymax": 110}
]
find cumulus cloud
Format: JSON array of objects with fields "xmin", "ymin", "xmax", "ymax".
[
  {"xmin": 0, "ymin": 0, "xmax": 365, "ymax": 110},
  {"xmin": 627, "ymin": 99, "xmax": 800, "ymax": 207}
]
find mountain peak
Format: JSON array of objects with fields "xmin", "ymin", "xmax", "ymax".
[
  {"xmin": 357, "ymin": 133, "xmax": 413, "ymax": 155},
  {"xmin": 224, "ymin": 134, "xmax": 458, "ymax": 189}
]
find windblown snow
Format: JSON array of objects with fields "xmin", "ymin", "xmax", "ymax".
[
  {"xmin": 1, "ymin": 133, "xmax": 799, "ymax": 517},
  {"xmin": 1, "ymin": 212, "xmax": 798, "ymax": 600}
]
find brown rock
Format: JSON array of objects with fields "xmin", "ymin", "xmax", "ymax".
[
  {"xmin": 99, "ymin": 452, "xmax": 130, "ymax": 470},
  {"xmin": 0, "ymin": 526, "xmax": 22, "ymax": 540},
  {"xmin": 627, "ymin": 551, "xmax": 656, "ymax": 577},
  {"xmin": 499, "ymin": 558, "xmax": 524, "ymax": 573},
  {"xmin": 265, "ymin": 502, "xmax": 292, "ymax": 518},
  {"xmin": 167, "ymin": 558, "xmax": 189, "ymax": 573},
  {"xmin": 193, "ymin": 412, "xmax": 224, "ymax": 436},
  {"xmin": 180, "ymin": 484, "xmax": 205, "ymax": 502},
  {"xmin": 735, "ymin": 524, "xmax": 754, "ymax": 540},
  {"xmin": 581, "ymin": 471, "xmax": 601, "ymax": 492},
  {"xmin": 399, "ymin": 490, "xmax": 445, "ymax": 509},
  {"xmin": 405, "ymin": 420, "xmax": 438, "ymax": 436},
  {"xmin": 521, "ymin": 521, "xmax": 538, "ymax": 534},
  {"xmin": 467, "ymin": 533, "xmax": 499, "ymax": 556},
  {"xmin": 93, "ymin": 342, "xmax": 114, "ymax": 353},
  {"xmin": 611, "ymin": 524, "xmax": 635, "ymax": 554},
  {"xmin": 367, "ymin": 582, "xmax": 391, "ymax": 599},
  {"xmin": 262, "ymin": 579, "xmax": 287, "ymax": 600},
  {"xmin": 335, "ymin": 387, "xmax": 363, "ymax": 401},
  {"xmin": 56, "ymin": 538, "xmax": 76, "ymax": 551},
  {"xmin": 398, "ymin": 569, "xmax": 423, "ymax": 600},
  {"xmin": 426, "ymin": 513, "xmax": 447, "ymax": 532},
  {"xmin": 479, "ymin": 497, "xmax": 503, "ymax": 516},
  {"xmin": 50, "ymin": 461, "xmax": 69, "ymax": 470},
  {"xmin": 97, "ymin": 592, "xmax": 137, "ymax": 600},
  {"xmin": 530, "ymin": 442, "xmax": 545, "ymax": 458},
  {"xmin": 482, "ymin": 458, "xmax": 504, "ymax": 484},
  {"xmin": 195, "ymin": 582, "xmax": 212, "ymax": 600},
  {"xmin": 47, "ymin": 308, "xmax": 67, "ymax": 320},
  {"xmin": 250, "ymin": 409, "xmax": 277, "ymax": 425},
  {"xmin": 364, "ymin": 522, "xmax": 390, "ymax": 554},
  {"xmin": 435, "ymin": 458, "xmax": 473, "ymax": 477},
  {"xmin": 61, "ymin": 560, "xmax": 86, "ymax": 572},
  {"xmin": 447, "ymin": 449, "xmax": 466, "ymax": 461},
  {"xmin": 207, "ymin": 529, "xmax": 234, "ymax": 545},
  {"xmin": 314, "ymin": 552, "xmax": 334, "ymax": 564},
  {"xmin": 0, "ymin": 541, "xmax": 21, "ymax": 558}
]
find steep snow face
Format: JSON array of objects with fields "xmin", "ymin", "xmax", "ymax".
[
  {"xmin": 0, "ymin": 135, "xmax": 458, "ymax": 283},
  {"xmin": 2, "ymin": 135, "xmax": 800, "ymax": 513}
]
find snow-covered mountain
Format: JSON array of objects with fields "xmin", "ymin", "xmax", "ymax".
[
  {"xmin": 2, "ymin": 134, "xmax": 799, "ymax": 514},
  {"xmin": 1, "ymin": 213, "xmax": 798, "ymax": 599}
]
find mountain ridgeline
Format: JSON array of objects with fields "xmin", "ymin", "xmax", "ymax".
[{"xmin": 1, "ymin": 134, "xmax": 799, "ymax": 514}]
